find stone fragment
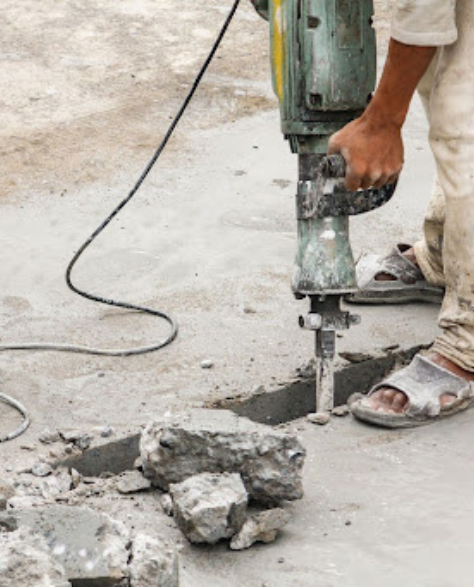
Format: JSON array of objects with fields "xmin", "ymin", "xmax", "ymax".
[
  {"xmin": 141, "ymin": 409, "xmax": 305, "ymax": 504},
  {"xmin": 332, "ymin": 405, "xmax": 350, "ymax": 417},
  {"xmin": 307, "ymin": 412, "xmax": 330, "ymax": 425},
  {"xmin": 129, "ymin": 533, "xmax": 179, "ymax": 587},
  {"xmin": 230, "ymin": 508, "xmax": 291, "ymax": 551},
  {"xmin": 59, "ymin": 430, "xmax": 94, "ymax": 451},
  {"xmin": 200, "ymin": 359, "xmax": 214, "ymax": 369},
  {"xmin": 161, "ymin": 494, "xmax": 174, "ymax": 517},
  {"xmin": 101, "ymin": 425, "xmax": 115, "ymax": 438},
  {"xmin": 39, "ymin": 428, "xmax": 61, "ymax": 444},
  {"xmin": 31, "ymin": 462, "xmax": 53, "ymax": 478},
  {"xmin": 169, "ymin": 473, "xmax": 248, "ymax": 544},
  {"xmin": 116, "ymin": 470, "xmax": 152, "ymax": 495},
  {"xmin": 0, "ymin": 505, "xmax": 129, "ymax": 585},
  {"xmin": 39, "ymin": 469, "xmax": 73, "ymax": 500},
  {"xmin": 0, "ymin": 479, "xmax": 15, "ymax": 510},
  {"xmin": 0, "ymin": 528, "xmax": 71, "ymax": 587}
]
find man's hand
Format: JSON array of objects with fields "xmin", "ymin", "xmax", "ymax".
[
  {"xmin": 329, "ymin": 116, "xmax": 403, "ymax": 191},
  {"xmin": 328, "ymin": 39, "xmax": 436, "ymax": 191}
]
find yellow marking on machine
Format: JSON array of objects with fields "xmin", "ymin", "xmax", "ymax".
[{"xmin": 271, "ymin": 0, "xmax": 285, "ymax": 102}]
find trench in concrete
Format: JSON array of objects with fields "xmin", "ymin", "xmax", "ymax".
[{"xmin": 57, "ymin": 344, "xmax": 425, "ymax": 476}]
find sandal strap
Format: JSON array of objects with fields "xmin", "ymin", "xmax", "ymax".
[
  {"xmin": 380, "ymin": 244, "xmax": 424, "ymax": 284},
  {"xmin": 369, "ymin": 355, "xmax": 474, "ymax": 418}
]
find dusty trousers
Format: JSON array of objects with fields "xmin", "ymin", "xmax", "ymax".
[{"xmin": 413, "ymin": 0, "xmax": 474, "ymax": 371}]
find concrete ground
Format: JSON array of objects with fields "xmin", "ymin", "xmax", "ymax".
[{"xmin": 1, "ymin": 1, "xmax": 470, "ymax": 585}]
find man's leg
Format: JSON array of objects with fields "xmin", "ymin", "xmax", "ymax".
[{"xmin": 366, "ymin": 0, "xmax": 474, "ymax": 416}]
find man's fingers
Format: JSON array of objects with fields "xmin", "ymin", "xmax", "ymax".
[
  {"xmin": 373, "ymin": 174, "xmax": 389, "ymax": 189},
  {"xmin": 345, "ymin": 165, "xmax": 363, "ymax": 191}
]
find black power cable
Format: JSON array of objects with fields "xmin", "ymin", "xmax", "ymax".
[{"xmin": 0, "ymin": 0, "xmax": 242, "ymax": 441}]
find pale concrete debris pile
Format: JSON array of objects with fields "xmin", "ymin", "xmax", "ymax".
[
  {"xmin": 140, "ymin": 409, "xmax": 306, "ymax": 504},
  {"xmin": 141, "ymin": 409, "xmax": 305, "ymax": 549},
  {"xmin": 0, "ymin": 505, "xmax": 179, "ymax": 587}
]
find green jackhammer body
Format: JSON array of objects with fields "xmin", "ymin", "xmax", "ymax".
[{"xmin": 254, "ymin": 0, "xmax": 396, "ymax": 412}]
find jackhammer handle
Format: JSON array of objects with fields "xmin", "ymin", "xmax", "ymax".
[
  {"xmin": 320, "ymin": 154, "xmax": 348, "ymax": 179},
  {"xmin": 317, "ymin": 153, "xmax": 397, "ymax": 217}
]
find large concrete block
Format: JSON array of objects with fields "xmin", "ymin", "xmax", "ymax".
[
  {"xmin": 169, "ymin": 473, "xmax": 247, "ymax": 544},
  {"xmin": 3, "ymin": 505, "xmax": 129, "ymax": 586},
  {"xmin": 129, "ymin": 533, "xmax": 179, "ymax": 587},
  {"xmin": 141, "ymin": 410, "xmax": 306, "ymax": 504},
  {"xmin": 0, "ymin": 528, "xmax": 71, "ymax": 587}
]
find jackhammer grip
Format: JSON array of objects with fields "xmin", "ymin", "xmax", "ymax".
[
  {"xmin": 320, "ymin": 154, "xmax": 347, "ymax": 180},
  {"xmin": 316, "ymin": 154, "xmax": 398, "ymax": 217}
]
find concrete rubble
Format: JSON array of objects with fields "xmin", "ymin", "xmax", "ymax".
[
  {"xmin": 0, "ymin": 504, "xmax": 180, "ymax": 586},
  {"xmin": 129, "ymin": 532, "xmax": 180, "ymax": 587},
  {"xmin": 169, "ymin": 473, "xmax": 248, "ymax": 544},
  {"xmin": 230, "ymin": 508, "xmax": 291, "ymax": 551},
  {"xmin": 140, "ymin": 409, "xmax": 306, "ymax": 504},
  {"xmin": 1, "ymin": 505, "xmax": 129, "ymax": 585},
  {"xmin": 0, "ymin": 480, "xmax": 15, "ymax": 511},
  {"xmin": 0, "ymin": 528, "xmax": 71, "ymax": 587},
  {"xmin": 116, "ymin": 470, "xmax": 152, "ymax": 495}
]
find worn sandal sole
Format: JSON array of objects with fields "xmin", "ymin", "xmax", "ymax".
[
  {"xmin": 351, "ymin": 395, "xmax": 474, "ymax": 429},
  {"xmin": 346, "ymin": 286, "xmax": 444, "ymax": 305}
]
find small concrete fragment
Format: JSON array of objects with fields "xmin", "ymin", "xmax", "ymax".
[
  {"xmin": 230, "ymin": 508, "xmax": 291, "ymax": 551},
  {"xmin": 1, "ymin": 505, "xmax": 129, "ymax": 585},
  {"xmin": 141, "ymin": 410, "xmax": 305, "ymax": 504},
  {"xmin": 31, "ymin": 462, "xmax": 53, "ymax": 478},
  {"xmin": 129, "ymin": 533, "xmax": 179, "ymax": 587},
  {"xmin": 307, "ymin": 412, "xmax": 330, "ymax": 426},
  {"xmin": 0, "ymin": 528, "xmax": 71, "ymax": 587},
  {"xmin": 170, "ymin": 473, "xmax": 248, "ymax": 544},
  {"xmin": 116, "ymin": 470, "xmax": 152, "ymax": 495},
  {"xmin": 332, "ymin": 405, "xmax": 350, "ymax": 417},
  {"xmin": 161, "ymin": 494, "xmax": 174, "ymax": 517},
  {"xmin": 200, "ymin": 359, "xmax": 214, "ymax": 369},
  {"xmin": 39, "ymin": 428, "xmax": 61, "ymax": 444},
  {"xmin": 0, "ymin": 479, "xmax": 15, "ymax": 510}
]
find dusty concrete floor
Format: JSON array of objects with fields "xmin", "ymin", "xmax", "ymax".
[{"xmin": 2, "ymin": 1, "xmax": 470, "ymax": 585}]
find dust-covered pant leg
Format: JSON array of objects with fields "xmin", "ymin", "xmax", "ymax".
[{"xmin": 415, "ymin": 0, "xmax": 474, "ymax": 370}]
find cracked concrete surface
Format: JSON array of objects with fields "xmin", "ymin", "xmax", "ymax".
[{"xmin": 1, "ymin": 0, "xmax": 470, "ymax": 585}]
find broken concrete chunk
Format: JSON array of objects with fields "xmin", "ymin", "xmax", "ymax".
[
  {"xmin": 230, "ymin": 508, "xmax": 291, "ymax": 551},
  {"xmin": 116, "ymin": 470, "xmax": 152, "ymax": 495},
  {"xmin": 307, "ymin": 412, "xmax": 330, "ymax": 426},
  {"xmin": 141, "ymin": 409, "xmax": 305, "ymax": 504},
  {"xmin": 332, "ymin": 405, "xmax": 350, "ymax": 417},
  {"xmin": 0, "ymin": 479, "xmax": 15, "ymax": 510},
  {"xmin": 31, "ymin": 462, "xmax": 53, "ymax": 478},
  {"xmin": 170, "ymin": 473, "xmax": 248, "ymax": 544},
  {"xmin": 160, "ymin": 494, "xmax": 174, "ymax": 517},
  {"xmin": 1, "ymin": 505, "xmax": 129, "ymax": 585},
  {"xmin": 0, "ymin": 528, "xmax": 71, "ymax": 587},
  {"xmin": 129, "ymin": 533, "xmax": 179, "ymax": 587},
  {"xmin": 39, "ymin": 428, "xmax": 61, "ymax": 444}
]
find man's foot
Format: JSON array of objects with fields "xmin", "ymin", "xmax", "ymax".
[{"xmin": 365, "ymin": 351, "xmax": 474, "ymax": 414}]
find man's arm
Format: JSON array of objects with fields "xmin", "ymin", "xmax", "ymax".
[{"xmin": 328, "ymin": 39, "xmax": 436, "ymax": 191}]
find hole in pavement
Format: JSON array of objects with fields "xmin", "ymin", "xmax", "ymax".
[
  {"xmin": 213, "ymin": 344, "xmax": 426, "ymax": 425},
  {"xmin": 57, "ymin": 344, "xmax": 426, "ymax": 476}
]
